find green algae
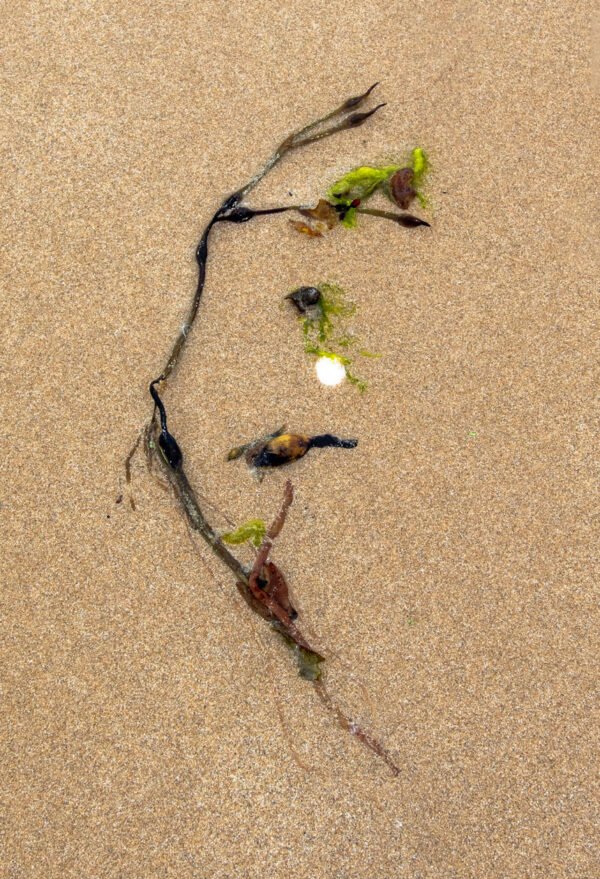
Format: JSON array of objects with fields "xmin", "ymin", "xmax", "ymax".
[
  {"xmin": 221, "ymin": 519, "xmax": 267, "ymax": 548},
  {"xmin": 327, "ymin": 164, "xmax": 401, "ymax": 203},
  {"xmin": 296, "ymin": 282, "xmax": 378, "ymax": 392},
  {"xmin": 327, "ymin": 148, "xmax": 430, "ymax": 220}
]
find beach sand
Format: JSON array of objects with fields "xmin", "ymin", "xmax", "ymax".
[{"xmin": 1, "ymin": 2, "xmax": 597, "ymax": 876}]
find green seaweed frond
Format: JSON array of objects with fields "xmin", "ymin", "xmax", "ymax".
[
  {"xmin": 327, "ymin": 164, "xmax": 401, "ymax": 203},
  {"xmin": 410, "ymin": 147, "xmax": 430, "ymax": 207},
  {"xmin": 304, "ymin": 345, "xmax": 352, "ymax": 365},
  {"xmin": 340, "ymin": 207, "xmax": 358, "ymax": 228},
  {"xmin": 320, "ymin": 282, "xmax": 356, "ymax": 319},
  {"xmin": 411, "ymin": 147, "xmax": 429, "ymax": 185},
  {"xmin": 335, "ymin": 332, "xmax": 358, "ymax": 349},
  {"xmin": 345, "ymin": 368, "xmax": 368, "ymax": 393},
  {"xmin": 221, "ymin": 519, "xmax": 266, "ymax": 548}
]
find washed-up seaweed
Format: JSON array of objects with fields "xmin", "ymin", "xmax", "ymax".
[
  {"xmin": 126, "ymin": 85, "xmax": 412, "ymax": 775},
  {"xmin": 291, "ymin": 147, "xmax": 431, "ymax": 235},
  {"xmin": 228, "ymin": 428, "xmax": 358, "ymax": 474},
  {"xmin": 286, "ymin": 281, "xmax": 380, "ymax": 391}
]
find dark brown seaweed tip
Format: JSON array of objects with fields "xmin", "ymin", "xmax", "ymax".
[
  {"xmin": 343, "ymin": 81, "xmax": 381, "ymax": 110},
  {"xmin": 347, "ymin": 102, "xmax": 387, "ymax": 127},
  {"xmin": 308, "ymin": 434, "xmax": 358, "ymax": 450},
  {"xmin": 396, "ymin": 214, "xmax": 431, "ymax": 228}
]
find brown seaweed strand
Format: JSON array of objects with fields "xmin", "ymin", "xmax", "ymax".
[
  {"xmin": 246, "ymin": 481, "xmax": 323, "ymax": 658},
  {"xmin": 314, "ymin": 679, "xmax": 401, "ymax": 777},
  {"xmin": 155, "ymin": 221, "xmax": 215, "ymax": 384},
  {"xmin": 160, "ymin": 439, "xmax": 251, "ymax": 586},
  {"xmin": 236, "ymin": 83, "xmax": 383, "ymax": 202},
  {"xmin": 128, "ymin": 87, "xmax": 398, "ymax": 775}
]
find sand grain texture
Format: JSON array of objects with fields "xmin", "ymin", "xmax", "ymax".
[{"xmin": 1, "ymin": 2, "xmax": 598, "ymax": 877}]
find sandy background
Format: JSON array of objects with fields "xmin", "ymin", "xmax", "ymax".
[{"xmin": 1, "ymin": 2, "xmax": 598, "ymax": 877}]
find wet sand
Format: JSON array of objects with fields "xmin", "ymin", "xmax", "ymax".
[{"xmin": 1, "ymin": 2, "xmax": 597, "ymax": 877}]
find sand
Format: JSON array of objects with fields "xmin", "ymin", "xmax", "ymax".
[{"xmin": 1, "ymin": 2, "xmax": 598, "ymax": 877}]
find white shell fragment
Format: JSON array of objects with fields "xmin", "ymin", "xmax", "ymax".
[{"xmin": 315, "ymin": 355, "xmax": 346, "ymax": 386}]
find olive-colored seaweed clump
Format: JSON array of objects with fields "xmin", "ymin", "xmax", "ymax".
[
  {"xmin": 327, "ymin": 147, "xmax": 430, "ymax": 227},
  {"xmin": 290, "ymin": 147, "xmax": 430, "ymax": 237},
  {"xmin": 221, "ymin": 519, "xmax": 266, "ymax": 548}
]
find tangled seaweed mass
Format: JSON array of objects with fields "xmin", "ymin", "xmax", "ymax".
[{"xmin": 126, "ymin": 84, "xmax": 432, "ymax": 776}]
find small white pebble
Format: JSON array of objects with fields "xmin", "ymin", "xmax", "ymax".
[{"xmin": 316, "ymin": 355, "xmax": 346, "ymax": 386}]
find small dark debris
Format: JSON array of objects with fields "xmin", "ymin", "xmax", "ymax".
[{"xmin": 285, "ymin": 286, "xmax": 322, "ymax": 314}]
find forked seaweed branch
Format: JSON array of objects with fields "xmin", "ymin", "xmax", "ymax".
[{"xmin": 127, "ymin": 85, "xmax": 420, "ymax": 775}]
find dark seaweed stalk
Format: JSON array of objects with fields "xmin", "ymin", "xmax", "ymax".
[
  {"xmin": 308, "ymin": 434, "xmax": 358, "ymax": 450},
  {"xmin": 356, "ymin": 206, "xmax": 430, "ymax": 227}
]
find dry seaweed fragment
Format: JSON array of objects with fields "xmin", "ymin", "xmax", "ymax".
[
  {"xmin": 239, "ymin": 481, "xmax": 324, "ymax": 667},
  {"xmin": 229, "ymin": 430, "xmax": 358, "ymax": 472},
  {"xmin": 299, "ymin": 199, "xmax": 339, "ymax": 226},
  {"xmin": 261, "ymin": 560, "xmax": 297, "ymax": 620},
  {"xmin": 234, "ymin": 560, "xmax": 299, "ymax": 623},
  {"xmin": 314, "ymin": 681, "xmax": 400, "ymax": 775},
  {"xmin": 289, "ymin": 221, "xmax": 325, "ymax": 237},
  {"xmin": 290, "ymin": 199, "xmax": 340, "ymax": 236}
]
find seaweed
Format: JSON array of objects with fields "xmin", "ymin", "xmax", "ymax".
[
  {"xmin": 228, "ymin": 430, "xmax": 358, "ymax": 474},
  {"xmin": 221, "ymin": 519, "xmax": 266, "ymax": 548},
  {"xmin": 291, "ymin": 282, "xmax": 378, "ymax": 392},
  {"xmin": 126, "ymin": 85, "xmax": 407, "ymax": 776},
  {"xmin": 289, "ymin": 148, "xmax": 431, "ymax": 235},
  {"xmin": 319, "ymin": 147, "xmax": 431, "ymax": 229}
]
